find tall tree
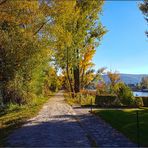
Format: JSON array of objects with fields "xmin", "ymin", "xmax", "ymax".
[
  {"xmin": 0, "ymin": 0, "xmax": 54, "ymax": 103},
  {"xmin": 72, "ymin": 0, "xmax": 106, "ymax": 93},
  {"xmin": 50, "ymin": 0, "xmax": 106, "ymax": 93}
]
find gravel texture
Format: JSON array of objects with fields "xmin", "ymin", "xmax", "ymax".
[
  {"xmin": 7, "ymin": 91, "xmax": 137, "ymax": 147},
  {"xmin": 7, "ymin": 91, "xmax": 90, "ymax": 147},
  {"xmin": 73, "ymin": 106, "xmax": 137, "ymax": 147}
]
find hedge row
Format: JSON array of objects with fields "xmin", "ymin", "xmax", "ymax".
[
  {"xmin": 135, "ymin": 97, "xmax": 148, "ymax": 107},
  {"xmin": 95, "ymin": 95, "xmax": 147, "ymax": 107}
]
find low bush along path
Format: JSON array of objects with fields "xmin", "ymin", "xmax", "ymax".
[{"xmin": 7, "ymin": 91, "xmax": 136, "ymax": 147}]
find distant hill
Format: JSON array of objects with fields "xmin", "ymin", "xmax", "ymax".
[{"xmin": 102, "ymin": 74, "xmax": 148, "ymax": 85}]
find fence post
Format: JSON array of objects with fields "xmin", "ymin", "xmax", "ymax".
[
  {"xmin": 136, "ymin": 109, "xmax": 140, "ymax": 147},
  {"xmin": 90, "ymin": 97, "xmax": 92, "ymax": 113}
]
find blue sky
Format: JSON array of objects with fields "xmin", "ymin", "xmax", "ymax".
[{"xmin": 93, "ymin": 1, "xmax": 148, "ymax": 74}]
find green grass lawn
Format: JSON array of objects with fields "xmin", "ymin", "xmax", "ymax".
[
  {"xmin": 0, "ymin": 96, "xmax": 51, "ymax": 146},
  {"xmin": 94, "ymin": 108, "xmax": 148, "ymax": 147}
]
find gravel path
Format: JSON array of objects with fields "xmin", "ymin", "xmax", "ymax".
[
  {"xmin": 7, "ymin": 91, "xmax": 91, "ymax": 147},
  {"xmin": 73, "ymin": 107, "xmax": 137, "ymax": 147},
  {"xmin": 7, "ymin": 91, "xmax": 137, "ymax": 147}
]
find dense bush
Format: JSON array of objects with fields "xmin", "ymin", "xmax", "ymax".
[
  {"xmin": 134, "ymin": 97, "xmax": 143, "ymax": 107},
  {"xmin": 95, "ymin": 81, "xmax": 145, "ymax": 108},
  {"xmin": 142, "ymin": 97, "xmax": 148, "ymax": 106},
  {"xmin": 95, "ymin": 95, "xmax": 117, "ymax": 107},
  {"xmin": 135, "ymin": 97, "xmax": 148, "ymax": 107},
  {"xmin": 114, "ymin": 82, "xmax": 135, "ymax": 106},
  {"xmin": 95, "ymin": 94, "xmax": 144, "ymax": 108},
  {"xmin": 122, "ymin": 96, "xmax": 135, "ymax": 107}
]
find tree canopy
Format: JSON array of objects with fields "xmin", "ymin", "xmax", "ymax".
[{"xmin": 0, "ymin": 0, "xmax": 106, "ymax": 104}]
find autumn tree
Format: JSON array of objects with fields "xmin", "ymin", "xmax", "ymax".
[
  {"xmin": 0, "ymin": 0, "xmax": 106, "ymax": 103},
  {"xmin": 50, "ymin": 0, "xmax": 106, "ymax": 93},
  {"xmin": 107, "ymin": 71, "xmax": 120, "ymax": 93},
  {"xmin": 72, "ymin": 0, "xmax": 106, "ymax": 93},
  {"xmin": 0, "ymin": 0, "xmax": 54, "ymax": 104}
]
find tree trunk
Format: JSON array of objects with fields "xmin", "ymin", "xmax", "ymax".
[
  {"xmin": 0, "ymin": 46, "xmax": 7, "ymax": 104},
  {"xmin": 74, "ymin": 66, "xmax": 80, "ymax": 93},
  {"xmin": 66, "ymin": 66, "xmax": 74, "ymax": 95},
  {"xmin": 73, "ymin": 47, "xmax": 80, "ymax": 93},
  {"xmin": 66, "ymin": 48, "xmax": 74, "ymax": 97},
  {"xmin": 81, "ymin": 66, "xmax": 85, "ymax": 89}
]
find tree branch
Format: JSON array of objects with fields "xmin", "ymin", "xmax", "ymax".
[{"xmin": 33, "ymin": 19, "xmax": 51, "ymax": 35}]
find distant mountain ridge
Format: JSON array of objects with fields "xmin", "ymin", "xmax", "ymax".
[{"xmin": 102, "ymin": 74, "xmax": 148, "ymax": 85}]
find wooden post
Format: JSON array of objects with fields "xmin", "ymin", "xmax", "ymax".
[
  {"xmin": 90, "ymin": 98, "xmax": 93, "ymax": 113},
  {"xmin": 136, "ymin": 110, "xmax": 140, "ymax": 147}
]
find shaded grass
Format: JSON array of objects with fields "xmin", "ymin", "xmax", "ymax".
[
  {"xmin": 94, "ymin": 108, "xmax": 148, "ymax": 147},
  {"xmin": 0, "ymin": 96, "xmax": 51, "ymax": 146}
]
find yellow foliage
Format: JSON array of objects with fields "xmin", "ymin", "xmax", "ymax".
[{"xmin": 80, "ymin": 45, "xmax": 96, "ymax": 69}]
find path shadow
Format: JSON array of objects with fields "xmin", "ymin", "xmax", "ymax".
[
  {"xmin": 5, "ymin": 107, "xmax": 142, "ymax": 147},
  {"xmin": 7, "ymin": 115, "xmax": 91, "ymax": 147},
  {"xmin": 6, "ymin": 110, "xmax": 140, "ymax": 147}
]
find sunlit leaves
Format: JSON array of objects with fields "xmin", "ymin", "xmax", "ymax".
[{"xmin": 0, "ymin": 0, "xmax": 54, "ymax": 103}]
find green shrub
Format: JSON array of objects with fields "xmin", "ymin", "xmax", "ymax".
[
  {"xmin": 121, "ymin": 95, "xmax": 135, "ymax": 107},
  {"xmin": 135, "ymin": 97, "xmax": 148, "ymax": 107},
  {"xmin": 95, "ymin": 95, "xmax": 117, "ymax": 107},
  {"xmin": 114, "ymin": 82, "xmax": 135, "ymax": 106},
  {"xmin": 142, "ymin": 97, "xmax": 148, "ymax": 107},
  {"xmin": 134, "ymin": 97, "xmax": 143, "ymax": 107}
]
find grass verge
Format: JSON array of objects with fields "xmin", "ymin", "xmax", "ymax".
[
  {"xmin": 0, "ymin": 95, "xmax": 52, "ymax": 146},
  {"xmin": 94, "ymin": 108, "xmax": 148, "ymax": 147}
]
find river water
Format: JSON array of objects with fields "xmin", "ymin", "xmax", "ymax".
[{"xmin": 133, "ymin": 91, "xmax": 148, "ymax": 97}]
